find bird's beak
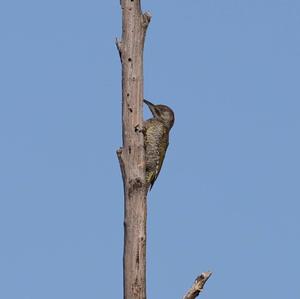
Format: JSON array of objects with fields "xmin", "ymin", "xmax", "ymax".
[
  {"xmin": 143, "ymin": 99, "xmax": 154, "ymax": 107},
  {"xmin": 143, "ymin": 99, "xmax": 156, "ymax": 116}
]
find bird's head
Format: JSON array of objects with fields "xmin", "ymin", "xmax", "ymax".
[{"xmin": 144, "ymin": 99, "xmax": 175, "ymax": 129}]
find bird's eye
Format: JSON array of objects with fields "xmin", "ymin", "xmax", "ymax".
[{"xmin": 155, "ymin": 108, "xmax": 162, "ymax": 117}]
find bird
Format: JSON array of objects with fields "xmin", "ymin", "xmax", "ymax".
[{"xmin": 143, "ymin": 99, "xmax": 175, "ymax": 190}]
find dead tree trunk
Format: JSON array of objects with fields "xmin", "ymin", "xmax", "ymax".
[
  {"xmin": 116, "ymin": 1, "xmax": 151, "ymax": 299},
  {"xmin": 116, "ymin": 1, "xmax": 211, "ymax": 299}
]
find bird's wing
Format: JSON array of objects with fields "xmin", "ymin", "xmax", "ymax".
[{"xmin": 149, "ymin": 125, "xmax": 169, "ymax": 190}]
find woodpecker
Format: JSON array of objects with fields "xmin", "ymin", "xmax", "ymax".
[{"xmin": 143, "ymin": 99, "xmax": 175, "ymax": 190}]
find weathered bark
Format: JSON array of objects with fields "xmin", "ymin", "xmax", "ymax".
[
  {"xmin": 116, "ymin": 1, "xmax": 151, "ymax": 299},
  {"xmin": 183, "ymin": 272, "xmax": 212, "ymax": 299},
  {"xmin": 117, "ymin": 2, "xmax": 211, "ymax": 299}
]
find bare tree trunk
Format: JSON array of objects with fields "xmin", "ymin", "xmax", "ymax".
[
  {"xmin": 116, "ymin": 1, "xmax": 151, "ymax": 299},
  {"xmin": 116, "ymin": 2, "xmax": 211, "ymax": 299}
]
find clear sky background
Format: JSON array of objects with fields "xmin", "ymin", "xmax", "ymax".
[{"xmin": 0, "ymin": 1, "xmax": 299, "ymax": 298}]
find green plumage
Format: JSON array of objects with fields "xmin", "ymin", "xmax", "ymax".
[
  {"xmin": 144, "ymin": 119, "xmax": 169, "ymax": 189},
  {"xmin": 143, "ymin": 100, "xmax": 174, "ymax": 191}
]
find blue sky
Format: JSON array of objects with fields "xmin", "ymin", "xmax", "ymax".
[{"xmin": 0, "ymin": 1, "xmax": 300, "ymax": 298}]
